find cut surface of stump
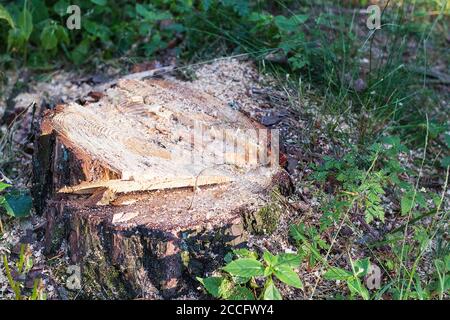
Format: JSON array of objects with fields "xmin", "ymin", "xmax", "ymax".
[{"xmin": 34, "ymin": 77, "xmax": 289, "ymax": 299}]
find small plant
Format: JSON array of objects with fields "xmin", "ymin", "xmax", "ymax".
[
  {"xmin": 2, "ymin": 244, "xmax": 46, "ymax": 300},
  {"xmin": 290, "ymin": 223, "xmax": 329, "ymax": 269},
  {"xmin": 197, "ymin": 248, "xmax": 302, "ymax": 300},
  {"xmin": 0, "ymin": 0, "xmax": 33, "ymax": 61},
  {"xmin": 323, "ymin": 257, "xmax": 371, "ymax": 300}
]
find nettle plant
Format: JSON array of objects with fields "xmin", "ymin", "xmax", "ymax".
[
  {"xmin": 197, "ymin": 248, "xmax": 303, "ymax": 300},
  {"xmin": 323, "ymin": 257, "xmax": 372, "ymax": 300}
]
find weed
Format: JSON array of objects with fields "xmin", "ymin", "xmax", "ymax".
[{"xmin": 197, "ymin": 248, "xmax": 302, "ymax": 300}]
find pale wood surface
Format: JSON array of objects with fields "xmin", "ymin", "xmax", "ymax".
[{"xmin": 43, "ymin": 78, "xmax": 278, "ymax": 198}]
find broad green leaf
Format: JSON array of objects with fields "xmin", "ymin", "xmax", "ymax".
[
  {"xmin": 2, "ymin": 191, "xmax": 32, "ymax": 218},
  {"xmin": 273, "ymin": 265, "xmax": 303, "ymax": 289},
  {"xmin": 0, "ymin": 4, "xmax": 15, "ymax": 28},
  {"xmin": 276, "ymin": 253, "xmax": 301, "ymax": 268},
  {"xmin": 18, "ymin": 6, "xmax": 33, "ymax": 40},
  {"xmin": 0, "ymin": 182, "xmax": 10, "ymax": 192},
  {"xmin": 218, "ymin": 278, "xmax": 234, "ymax": 299},
  {"xmin": 263, "ymin": 266, "xmax": 273, "ymax": 277},
  {"xmin": 401, "ymin": 191, "xmax": 414, "ymax": 215},
  {"xmin": 53, "ymin": 0, "xmax": 69, "ymax": 17},
  {"xmin": 70, "ymin": 39, "xmax": 90, "ymax": 65},
  {"xmin": 324, "ymin": 267, "xmax": 353, "ymax": 281},
  {"xmin": 7, "ymin": 28, "xmax": 27, "ymax": 51},
  {"xmin": 56, "ymin": 25, "xmax": 69, "ymax": 44},
  {"xmin": 228, "ymin": 286, "xmax": 254, "ymax": 300},
  {"xmin": 347, "ymin": 278, "xmax": 369, "ymax": 300},
  {"xmin": 233, "ymin": 248, "xmax": 258, "ymax": 260},
  {"xmin": 263, "ymin": 251, "xmax": 277, "ymax": 266},
  {"xmin": 30, "ymin": 0, "xmax": 49, "ymax": 24},
  {"xmin": 40, "ymin": 24, "xmax": 58, "ymax": 50},
  {"xmin": 223, "ymin": 258, "xmax": 264, "ymax": 277},
  {"xmin": 231, "ymin": 275, "xmax": 251, "ymax": 285},
  {"xmin": 263, "ymin": 279, "xmax": 282, "ymax": 300},
  {"xmin": 196, "ymin": 277, "xmax": 223, "ymax": 298},
  {"xmin": 353, "ymin": 258, "xmax": 370, "ymax": 277}
]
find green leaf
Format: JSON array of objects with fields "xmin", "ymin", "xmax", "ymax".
[
  {"xmin": 276, "ymin": 253, "xmax": 301, "ymax": 268},
  {"xmin": 232, "ymin": 275, "xmax": 251, "ymax": 285},
  {"xmin": 290, "ymin": 224, "xmax": 306, "ymax": 242},
  {"xmin": 83, "ymin": 20, "xmax": 111, "ymax": 42},
  {"xmin": 263, "ymin": 279, "xmax": 282, "ymax": 300},
  {"xmin": 347, "ymin": 278, "xmax": 370, "ymax": 300},
  {"xmin": 401, "ymin": 191, "xmax": 414, "ymax": 215},
  {"xmin": 40, "ymin": 24, "xmax": 58, "ymax": 50},
  {"xmin": 53, "ymin": 0, "xmax": 69, "ymax": 17},
  {"xmin": 30, "ymin": 0, "xmax": 49, "ymax": 24},
  {"xmin": 55, "ymin": 25, "xmax": 69, "ymax": 44},
  {"xmin": 0, "ymin": 4, "xmax": 15, "ymax": 28},
  {"xmin": 288, "ymin": 55, "xmax": 308, "ymax": 70},
  {"xmin": 0, "ymin": 182, "xmax": 10, "ymax": 192},
  {"xmin": 218, "ymin": 278, "xmax": 234, "ymax": 299},
  {"xmin": 233, "ymin": 248, "xmax": 258, "ymax": 260},
  {"xmin": 275, "ymin": 14, "xmax": 308, "ymax": 32},
  {"xmin": 70, "ymin": 39, "xmax": 90, "ymax": 65},
  {"xmin": 7, "ymin": 28, "xmax": 27, "ymax": 51},
  {"xmin": 1, "ymin": 190, "xmax": 32, "ymax": 218},
  {"xmin": 223, "ymin": 258, "xmax": 264, "ymax": 277},
  {"xmin": 196, "ymin": 277, "xmax": 223, "ymax": 298},
  {"xmin": 353, "ymin": 258, "xmax": 370, "ymax": 277},
  {"xmin": 263, "ymin": 251, "xmax": 277, "ymax": 266},
  {"xmin": 136, "ymin": 4, "xmax": 172, "ymax": 22},
  {"xmin": 18, "ymin": 5, "xmax": 33, "ymax": 40},
  {"xmin": 228, "ymin": 286, "xmax": 254, "ymax": 300},
  {"xmin": 273, "ymin": 265, "xmax": 303, "ymax": 289},
  {"xmin": 91, "ymin": 0, "xmax": 107, "ymax": 5},
  {"xmin": 221, "ymin": 0, "xmax": 250, "ymax": 16},
  {"xmin": 263, "ymin": 266, "xmax": 273, "ymax": 277},
  {"xmin": 324, "ymin": 267, "xmax": 353, "ymax": 281}
]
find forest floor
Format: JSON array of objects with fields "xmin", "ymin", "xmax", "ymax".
[
  {"xmin": 0, "ymin": 1, "xmax": 449, "ymax": 300},
  {"xmin": 1, "ymin": 56, "xmax": 448, "ymax": 300}
]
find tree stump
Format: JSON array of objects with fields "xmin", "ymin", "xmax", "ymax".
[{"xmin": 32, "ymin": 77, "xmax": 291, "ymax": 299}]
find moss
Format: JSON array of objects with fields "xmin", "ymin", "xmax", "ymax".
[
  {"xmin": 76, "ymin": 219, "xmax": 130, "ymax": 299},
  {"xmin": 81, "ymin": 258, "xmax": 129, "ymax": 299},
  {"xmin": 244, "ymin": 189, "xmax": 282, "ymax": 235},
  {"xmin": 46, "ymin": 217, "xmax": 66, "ymax": 254}
]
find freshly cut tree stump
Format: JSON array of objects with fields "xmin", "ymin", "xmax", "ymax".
[{"xmin": 33, "ymin": 77, "xmax": 291, "ymax": 299}]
